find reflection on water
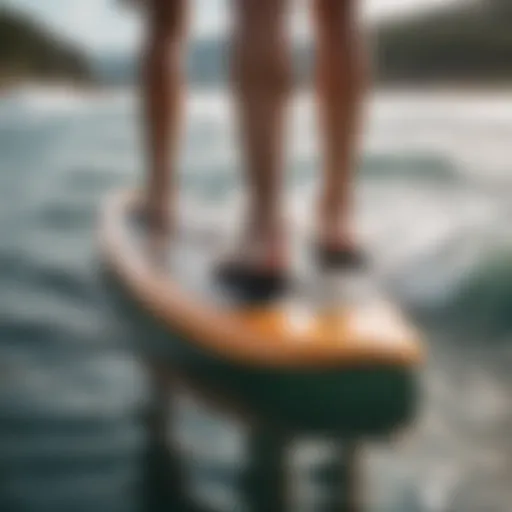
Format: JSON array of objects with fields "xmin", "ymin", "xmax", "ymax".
[{"xmin": 1, "ymin": 87, "xmax": 512, "ymax": 511}]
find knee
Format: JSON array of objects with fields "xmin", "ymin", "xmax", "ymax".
[
  {"xmin": 315, "ymin": 0, "xmax": 356, "ymax": 36},
  {"xmin": 314, "ymin": 0, "xmax": 366, "ymax": 86},
  {"xmin": 145, "ymin": 0, "xmax": 187, "ymax": 46}
]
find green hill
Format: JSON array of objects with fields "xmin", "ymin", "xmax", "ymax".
[
  {"xmin": 0, "ymin": 8, "xmax": 93, "ymax": 88},
  {"xmin": 95, "ymin": 0, "xmax": 512, "ymax": 88},
  {"xmin": 374, "ymin": 0, "xmax": 512, "ymax": 84},
  {"xmin": 3, "ymin": 0, "xmax": 510, "ymax": 90}
]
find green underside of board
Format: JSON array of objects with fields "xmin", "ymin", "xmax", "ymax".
[{"xmin": 105, "ymin": 268, "xmax": 420, "ymax": 437}]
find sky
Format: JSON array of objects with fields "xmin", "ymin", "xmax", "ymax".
[{"xmin": 5, "ymin": 0, "xmax": 463, "ymax": 54}]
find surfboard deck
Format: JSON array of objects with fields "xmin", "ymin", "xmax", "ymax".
[{"xmin": 100, "ymin": 189, "xmax": 424, "ymax": 434}]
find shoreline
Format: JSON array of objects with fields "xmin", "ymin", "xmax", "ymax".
[
  {"xmin": 2, "ymin": 78, "xmax": 512, "ymax": 99},
  {"xmin": 0, "ymin": 77, "xmax": 97, "ymax": 97},
  {"xmin": 374, "ymin": 82, "xmax": 512, "ymax": 95}
]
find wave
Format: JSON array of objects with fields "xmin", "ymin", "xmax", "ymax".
[
  {"xmin": 362, "ymin": 153, "xmax": 459, "ymax": 182},
  {"xmin": 0, "ymin": 85, "xmax": 89, "ymax": 119},
  {"xmin": 425, "ymin": 247, "xmax": 512, "ymax": 342},
  {"xmin": 0, "ymin": 86, "xmax": 132, "ymax": 128}
]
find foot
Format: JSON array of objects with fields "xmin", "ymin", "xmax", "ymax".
[
  {"xmin": 145, "ymin": 199, "xmax": 173, "ymax": 235},
  {"xmin": 216, "ymin": 223, "xmax": 289, "ymax": 302},
  {"xmin": 143, "ymin": 201, "xmax": 173, "ymax": 267},
  {"xmin": 316, "ymin": 220, "xmax": 366, "ymax": 270}
]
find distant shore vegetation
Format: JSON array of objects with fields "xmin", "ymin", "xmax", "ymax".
[
  {"xmin": 374, "ymin": 0, "xmax": 512, "ymax": 85},
  {"xmin": 2, "ymin": 0, "xmax": 512, "ymax": 91},
  {"xmin": 0, "ymin": 8, "xmax": 93, "ymax": 89}
]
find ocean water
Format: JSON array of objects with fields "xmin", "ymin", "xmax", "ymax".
[{"xmin": 1, "ymin": 85, "xmax": 512, "ymax": 512}]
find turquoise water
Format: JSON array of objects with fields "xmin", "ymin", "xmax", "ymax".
[{"xmin": 1, "ymin": 86, "xmax": 512, "ymax": 511}]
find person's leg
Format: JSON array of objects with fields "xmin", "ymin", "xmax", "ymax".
[
  {"xmin": 228, "ymin": 0, "xmax": 292, "ymax": 272},
  {"xmin": 312, "ymin": 0, "xmax": 366, "ymax": 253},
  {"xmin": 142, "ymin": 0, "xmax": 188, "ymax": 236}
]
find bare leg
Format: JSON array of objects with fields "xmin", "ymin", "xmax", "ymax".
[
  {"xmin": 142, "ymin": 0, "xmax": 187, "ymax": 237},
  {"xmin": 229, "ymin": 0, "xmax": 292, "ymax": 271},
  {"xmin": 313, "ymin": 0, "xmax": 366, "ymax": 251}
]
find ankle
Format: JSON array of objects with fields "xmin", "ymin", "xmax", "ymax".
[
  {"xmin": 257, "ymin": 218, "xmax": 287, "ymax": 247},
  {"xmin": 247, "ymin": 206, "xmax": 283, "ymax": 236},
  {"xmin": 317, "ymin": 216, "xmax": 355, "ymax": 249}
]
